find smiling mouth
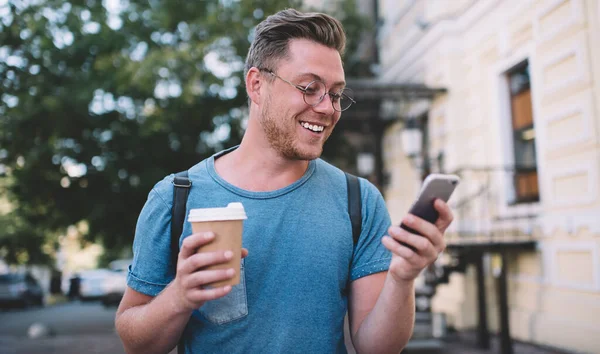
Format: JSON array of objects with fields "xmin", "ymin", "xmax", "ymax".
[{"xmin": 299, "ymin": 121, "xmax": 325, "ymax": 133}]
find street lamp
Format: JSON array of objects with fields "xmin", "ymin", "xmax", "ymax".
[
  {"xmin": 400, "ymin": 117, "xmax": 442, "ymax": 179},
  {"xmin": 400, "ymin": 118, "xmax": 422, "ymax": 159},
  {"xmin": 356, "ymin": 152, "xmax": 375, "ymax": 177}
]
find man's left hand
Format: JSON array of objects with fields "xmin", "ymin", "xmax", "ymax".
[{"xmin": 382, "ymin": 199, "xmax": 454, "ymax": 283}]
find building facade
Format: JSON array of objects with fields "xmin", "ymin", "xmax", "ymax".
[{"xmin": 378, "ymin": 0, "xmax": 600, "ymax": 353}]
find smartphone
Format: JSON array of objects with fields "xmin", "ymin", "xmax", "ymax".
[{"xmin": 400, "ymin": 173, "xmax": 460, "ymax": 240}]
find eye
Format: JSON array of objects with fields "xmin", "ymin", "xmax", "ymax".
[
  {"xmin": 329, "ymin": 92, "xmax": 342, "ymax": 102},
  {"xmin": 303, "ymin": 81, "xmax": 325, "ymax": 96},
  {"xmin": 304, "ymin": 86, "xmax": 319, "ymax": 95}
]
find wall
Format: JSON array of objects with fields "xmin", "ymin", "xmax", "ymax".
[{"xmin": 379, "ymin": 0, "xmax": 600, "ymax": 352}]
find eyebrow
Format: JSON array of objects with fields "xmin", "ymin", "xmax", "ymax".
[{"xmin": 295, "ymin": 72, "xmax": 346, "ymax": 88}]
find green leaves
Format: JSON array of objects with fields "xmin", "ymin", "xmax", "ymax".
[{"xmin": 0, "ymin": 0, "xmax": 369, "ymax": 265}]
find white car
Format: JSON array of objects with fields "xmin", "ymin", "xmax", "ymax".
[
  {"xmin": 101, "ymin": 259, "xmax": 131, "ymax": 307},
  {"xmin": 61, "ymin": 259, "xmax": 131, "ymax": 305},
  {"xmin": 78, "ymin": 269, "xmax": 114, "ymax": 300}
]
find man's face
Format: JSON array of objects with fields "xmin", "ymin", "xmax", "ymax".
[{"xmin": 259, "ymin": 38, "xmax": 345, "ymax": 161}]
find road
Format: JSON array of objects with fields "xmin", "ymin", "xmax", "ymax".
[
  {"xmin": 0, "ymin": 301, "xmax": 116, "ymax": 336},
  {"xmin": 0, "ymin": 302, "xmax": 571, "ymax": 354},
  {"xmin": 0, "ymin": 301, "xmax": 126, "ymax": 354}
]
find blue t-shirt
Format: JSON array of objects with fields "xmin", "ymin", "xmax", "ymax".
[{"xmin": 128, "ymin": 147, "xmax": 392, "ymax": 353}]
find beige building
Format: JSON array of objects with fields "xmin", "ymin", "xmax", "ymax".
[{"xmin": 377, "ymin": 0, "xmax": 600, "ymax": 353}]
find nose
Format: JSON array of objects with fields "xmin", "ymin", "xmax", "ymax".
[{"xmin": 312, "ymin": 93, "xmax": 335, "ymax": 116}]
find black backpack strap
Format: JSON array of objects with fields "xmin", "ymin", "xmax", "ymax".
[
  {"xmin": 171, "ymin": 170, "xmax": 192, "ymax": 270},
  {"xmin": 344, "ymin": 172, "xmax": 362, "ymax": 296},
  {"xmin": 345, "ymin": 172, "xmax": 362, "ymax": 247},
  {"xmin": 171, "ymin": 171, "xmax": 191, "ymax": 354}
]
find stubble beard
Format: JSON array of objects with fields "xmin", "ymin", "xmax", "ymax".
[{"xmin": 260, "ymin": 98, "xmax": 328, "ymax": 161}]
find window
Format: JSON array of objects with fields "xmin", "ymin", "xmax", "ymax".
[{"xmin": 507, "ymin": 61, "xmax": 539, "ymax": 203}]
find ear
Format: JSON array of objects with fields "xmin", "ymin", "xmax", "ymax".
[{"xmin": 246, "ymin": 67, "xmax": 263, "ymax": 106}]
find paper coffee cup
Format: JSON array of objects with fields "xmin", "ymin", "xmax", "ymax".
[{"xmin": 187, "ymin": 202, "xmax": 247, "ymax": 287}]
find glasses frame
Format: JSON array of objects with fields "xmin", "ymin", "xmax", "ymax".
[{"xmin": 259, "ymin": 68, "xmax": 356, "ymax": 112}]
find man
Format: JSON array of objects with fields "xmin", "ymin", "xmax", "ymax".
[{"xmin": 115, "ymin": 9, "xmax": 453, "ymax": 354}]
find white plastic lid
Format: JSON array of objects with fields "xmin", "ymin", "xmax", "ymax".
[{"xmin": 187, "ymin": 202, "xmax": 247, "ymax": 222}]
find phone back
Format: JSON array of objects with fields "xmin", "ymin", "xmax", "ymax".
[
  {"xmin": 400, "ymin": 174, "xmax": 459, "ymax": 241},
  {"xmin": 410, "ymin": 178, "xmax": 457, "ymax": 223}
]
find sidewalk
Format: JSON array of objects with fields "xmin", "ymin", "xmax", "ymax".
[
  {"xmin": 429, "ymin": 331, "xmax": 573, "ymax": 354},
  {"xmin": 0, "ymin": 333, "xmax": 179, "ymax": 354},
  {"xmin": 0, "ymin": 329, "xmax": 573, "ymax": 354},
  {"xmin": 0, "ymin": 333, "xmax": 126, "ymax": 354}
]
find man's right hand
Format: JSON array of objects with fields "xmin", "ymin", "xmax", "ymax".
[
  {"xmin": 172, "ymin": 232, "xmax": 247, "ymax": 313},
  {"xmin": 115, "ymin": 231, "xmax": 249, "ymax": 354}
]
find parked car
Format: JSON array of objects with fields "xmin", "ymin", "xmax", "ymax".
[
  {"xmin": 69, "ymin": 269, "xmax": 113, "ymax": 301},
  {"xmin": 0, "ymin": 272, "xmax": 44, "ymax": 309},
  {"xmin": 58, "ymin": 259, "xmax": 131, "ymax": 305},
  {"xmin": 100, "ymin": 269, "xmax": 127, "ymax": 307},
  {"xmin": 101, "ymin": 259, "xmax": 130, "ymax": 307}
]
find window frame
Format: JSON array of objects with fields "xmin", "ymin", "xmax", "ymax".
[{"xmin": 506, "ymin": 60, "xmax": 540, "ymax": 205}]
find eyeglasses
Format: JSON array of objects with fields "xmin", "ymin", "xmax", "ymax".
[{"xmin": 260, "ymin": 69, "xmax": 355, "ymax": 112}]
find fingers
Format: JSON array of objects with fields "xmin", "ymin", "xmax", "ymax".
[
  {"xmin": 186, "ymin": 286, "xmax": 233, "ymax": 303},
  {"xmin": 387, "ymin": 226, "xmax": 438, "ymax": 261},
  {"xmin": 179, "ymin": 233, "xmax": 250, "ymax": 261},
  {"xmin": 385, "ymin": 202, "xmax": 454, "ymax": 282},
  {"xmin": 181, "ymin": 268, "xmax": 236, "ymax": 289},
  {"xmin": 401, "ymin": 214, "xmax": 445, "ymax": 252},
  {"xmin": 181, "ymin": 250, "xmax": 234, "ymax": 274},
  {"xmin": 175, "ymin": 251, "xmax": 239, "ymax": 310},
  {"xmin": 174, "ymin": 233, "xmax": 248, "ymax": 311},
  {"xmin": 382, "ymin": 236, "xmax": 418, "ymax": 261},
  {"xmin": 434, "ymin": 199, "xmax": 454, "ymax": 232},
  {"xmin": 179, "ymin": 232, "xmax": 216, "ymax": 260}
]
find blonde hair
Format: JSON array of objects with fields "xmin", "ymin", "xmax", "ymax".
[{"xmin": 244, "ymin": 8, "xmax": 346, "ymax": 78}]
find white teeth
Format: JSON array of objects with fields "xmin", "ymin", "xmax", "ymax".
[{"xmin": 301, "ymin": 122, "xmax": 324, "ymax": 132}]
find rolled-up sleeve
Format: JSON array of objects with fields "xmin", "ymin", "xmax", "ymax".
[
  {"xmin": 127, "ymin": 177, "xmax": 175, "ymax": 297},
  {"xmin": 350, "ymin": 180, "xmax": 392, "ymax": 281}
]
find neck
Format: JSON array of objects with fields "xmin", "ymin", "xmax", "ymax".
[{"xmin": 214, "ymin": 121, "xmax": 310, "ymax": 192}]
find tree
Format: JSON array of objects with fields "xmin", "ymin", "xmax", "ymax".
[{"xmin": 0, "ymin": 0, "xmax": 371, "ymax": 265}]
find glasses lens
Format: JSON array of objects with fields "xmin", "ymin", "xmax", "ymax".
[
  {"xmin": 303, "ymin": 81, "xmax": 326, "ymax": 106},
  {"xmin": 337, "ymin": 89, "xmax": 354, "ymax": 111}
]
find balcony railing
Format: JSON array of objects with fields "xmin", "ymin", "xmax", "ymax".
[{"xmin": 446, "ymin": 166, "xmax": 540, "ymax": 245}]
